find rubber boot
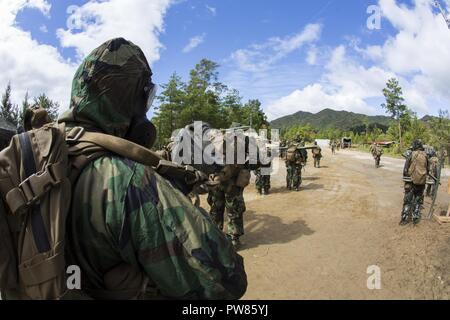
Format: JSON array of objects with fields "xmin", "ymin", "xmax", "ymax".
[
  {"xmin": 412, "ymin": 202, "xmax": 422, "ymax": 225},
  {"xmin": 400, "ymin": 205, "xmax": 411, "ymax": 225}
]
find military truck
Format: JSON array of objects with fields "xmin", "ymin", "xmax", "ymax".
[{"xmin": 341, "ymin": 137, "xmax": 352, "ymax": 149}]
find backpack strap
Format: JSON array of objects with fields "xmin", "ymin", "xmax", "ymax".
[
  {"xmin": 5, "ymin": 133, "xmax": 66, "ymax": 215},
  {"xmin": 65, "ymin": 126, "xmax": 211, "ymax": 196},
  {"xmin": 17, "ymin": 133, "xmax": 51, "ymax": 253},
  {"xmin": 66, "ymin": 127, "xmax": 162, "ymax": 167}
]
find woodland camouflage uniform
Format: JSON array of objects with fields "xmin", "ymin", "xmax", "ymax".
[
  {"xmin": 426, "ymin": 151, "xmax": 440, "ymax": 197},
  {"xmin": 285, "ymin": 139, "xmax": 307, "ymax": 191},
  {"xmin": 312, "ymin": 142, "xmax": 322, "ymax": 168},
  {"xmin": 255, "ymin": 145, "xmax": 272, "ymax": 195},
  {"xmin": 370, "ymin": 143, "xmax": 383, "ymax": 168},
  {"xmin": 400, "ymin": 140, "xmax": 429, "ymax": 225},
  {"xmin": 255, "ymin": 167, "xmax": 271, "ymax": 195},
  {"xmin": 59, "ymin": 38, "xmax": 247, "ymax": 299},
  {"xmin": 207, "ymin": 165, "xmax": 249, "ymax": 248}
]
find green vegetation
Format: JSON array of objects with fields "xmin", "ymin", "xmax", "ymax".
[
  {"xmin": 152, "ymin": 59, "xmax": 268, "ymax": 148},
  {"xmin": 381, "ymin": 78, "xmax": 409, "ymax": 149},
  {"xmin": 275, "ymin": 78, "xmax": 450, "ymax": 163},
  {"xmin": 0, "ymin": 82, "xmax": 59, "ymax": 128},
  {"xmin": 271, "ymin": 109, "xmax": 392, "ymax": 132}
]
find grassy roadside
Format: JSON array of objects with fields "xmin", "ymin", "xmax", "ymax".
[
  {"xmin": 352, "ymin": 145, "xmax": 405, "ymax": 160},
  {"xmin": 352, "ymin": 145, "xmax": 450, "ymax": 166}
]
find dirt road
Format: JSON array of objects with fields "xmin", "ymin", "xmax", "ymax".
[{"xmin": 218, "ymin": 149, "xmax": 450, "ymax": 300}]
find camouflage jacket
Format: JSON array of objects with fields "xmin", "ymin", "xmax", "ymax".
[
  {"xmin": 68, "ymin": 156, "xmax": 247, "ymax": 299},
  {"xmin": 58, "ymin": 38, "xmax": 247, "ymax": 299}
]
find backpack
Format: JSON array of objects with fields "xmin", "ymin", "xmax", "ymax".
[
  {"xmin": 0, "ymin": 123, "xmax": 201, "ymax": 300},
  {"xmin": 0, "ymin": 123, "xmax": 71, "ymax": 299},
  {"xmin": 408, "ymin": 150, "xmax": 428, "ymax": 185},
  {"xmin": 286, "ymin": 146, "xmax": 297, "ymax": 163}
]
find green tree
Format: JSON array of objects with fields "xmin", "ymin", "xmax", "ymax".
[
  {"xmin": 153, "ymin": 73, "xmax": 186, "ymax": 147},
  {"xmin": 428, "ymin": 109, "xmax": 450, "ymax": 160},
  {"xmin": 223, "ymin": 89, "xmax": 244, "ymax": 125},
  {"xmin": 381, "ymin": 78, "xmax": 409, "ymax": 149},
  {"xmin": 19, "ymin": 91, "xmax": 31, "ymax": 127},
  {"xmin": 0, "ymin": 82, "xmax": 19, "ymax": 127},
  {"xmin": 183, "ymin": 59, "xmax": 225, "ymax": 127},
  {"xmin": 241, "ymin": 99, "xmax": 267, "ymax": 131},
  {"xmin": 151, "ymin": 58, "xmax": 268, "ymax": 145},
  {"xmin": 33, "ymin": 93, "xmax": 59, "ymax": 121}
]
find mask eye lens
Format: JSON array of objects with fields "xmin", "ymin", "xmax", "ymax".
[{"xmin": 145, "ymin": 82, "xmax": 157, "ymax": 112}]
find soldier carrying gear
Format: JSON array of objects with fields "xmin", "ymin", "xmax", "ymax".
[
  {"xmin": 400, "ymin": 139, "xmax": 429, "ymax": 226},
  {"xmin": 0, "ymin": 38, "xmax": 246, "ymax": 300},
  {"xmin": 426, "ymin": 148, "xmax": 440, "ymax": 198},
  {"xmin": 312, "ymin": 141, "xmax": 322, "ymax": 168},
  {"xmin": 370, "ymin": 143, "xmax": 384, "ymax": 168},
  {"xmin": 207, "ymin": 124, "xmax": 252, "ymax": 250},
  {"xmin": 255, "ymin": 144, "xmax": 272, "ymax": 195},
  {"xmin": 331, "ymin": 141, "xmax": 337, "ymax": 155},
  {"xmin": 285, "ymin": 139, "xmax": 308, "ymax": 191}
]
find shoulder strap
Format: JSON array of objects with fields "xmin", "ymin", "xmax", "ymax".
[
  {"xmin": 66, "ymin": 127, "xmax": 162, "ymax": 168},
  {"xmin": 65, "ymin": 127, "xmax": 211, "ymax": 195}
]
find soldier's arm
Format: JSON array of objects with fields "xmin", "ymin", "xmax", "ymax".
[{"xmin": 120, "ymin": 165, "xmax": 247, "ymax": 300}]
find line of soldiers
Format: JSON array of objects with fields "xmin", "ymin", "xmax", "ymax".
[{"xmin": 158, "ymin": 126, "xmax": 254, "ymax": 250}]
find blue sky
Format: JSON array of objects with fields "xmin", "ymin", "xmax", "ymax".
[{"xmin": 2, "ymin": 0, "xmax": 449, "ymax": 120}]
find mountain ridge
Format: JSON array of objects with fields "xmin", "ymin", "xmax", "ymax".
[{"xmin": 270, "ymin": 108, "xmax": 394, "ymax": 132}]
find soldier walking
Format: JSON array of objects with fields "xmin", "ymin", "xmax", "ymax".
[
  {"xmin": 312, "ymin": 141, "xmax": 322, "ymax": 168},
  {"xmin": 331, "ymin": 141, "xmax": 337, "ymax": 155},
  {"xmin": 426, "ymin": 149, "xmax": 440, "ymax": 197},
  {"xmin": 285, "ymin": 137, "xmax": 308, "ymax": 191},
  {"xmin": 370, "ymin": 143, "xmax": 383, "ymax": 168},
  {"xmin": 400, "ymin": 140, "xmax": 429, "ymax": 225},
  {"xmin": 208, "ymin": 165, "xmax": 250, "ymax": 249}
]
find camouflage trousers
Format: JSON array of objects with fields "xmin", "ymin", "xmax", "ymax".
[
  {"xmin": 255, "ymin": 168, "xmax": 271, "ymax": 194},
  {"xmin": 401, "ymin": 183, "xmax": 425, "ymax": 224},
  {"xmin": 425, "ymin": 183, "xmax": 436, "ymax": 198},
  {"xmin": 373, "ymin": 155, "xmax": 381, "ymax": 167},
  {"xmin": 208, "ymin": 184, "xmax": 246, "ymax": 240},
  {"xmin": 313, "ymin": 156, "xmax": 321, "ymax": 168},
  {"xmin": 286, "ymin": 163, "xmax": 302, "ymax": 190}
]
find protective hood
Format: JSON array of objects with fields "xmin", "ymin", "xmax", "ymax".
[{"xmin": 59, "ymin": 38, "xmax": 152, "ymax": 138}]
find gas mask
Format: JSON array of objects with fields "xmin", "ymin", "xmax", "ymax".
[{"xmin": 125, "ymin": 78, "xmax": 158, "ymax": 149}]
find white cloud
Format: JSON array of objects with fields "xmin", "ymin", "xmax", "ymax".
[
  {"xmin": 306, "ymin": 46, "xmax": 318, "ymax": 65},
  {"xmin": 230, "ymin": 24, "xmax": 322, "ymax": 72},
  {"xmin": 265, "ymin": 0, "xmax": 450, "ymax": 120},
  {"xmin": 0, "ymin": 0, "xmax": 173, "ymax": 117},
  {"xmin": 206, "ymin": 5, "xmax": 216, "ymax": 16},
  {"xmin": 39, "ymin": 24, "xmax": 48, "ymax": 33},
  {"xmin": 57, "ymin": 0, "xmax": 172, "ymax": 64},
  {"xmin": 265, "ymin": 46, "xmax": 394, "ymax": 120},
  {"xmin": 182, "ymin": 33, "xmax": 206, "ymax": 53},
  {"xmin": 25, "ymin": 0, "xmax": 51, "ymax": 17},
  {"xmin": 0, "ymin": 0, "xmax": 74, "ymax": 112}
]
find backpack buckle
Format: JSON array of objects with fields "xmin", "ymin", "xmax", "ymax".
[
  {"xmin": 66, "ymin": 127, "xmax": 85, "ymax": 143},
  {"xmin": 18, "ymin": 163, "xmax": 64, "ymax": 205}
]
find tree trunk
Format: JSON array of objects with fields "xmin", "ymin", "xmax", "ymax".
[{"xmin": 398, "ymin": 119, "xmax": 402, "ymax": 150}]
